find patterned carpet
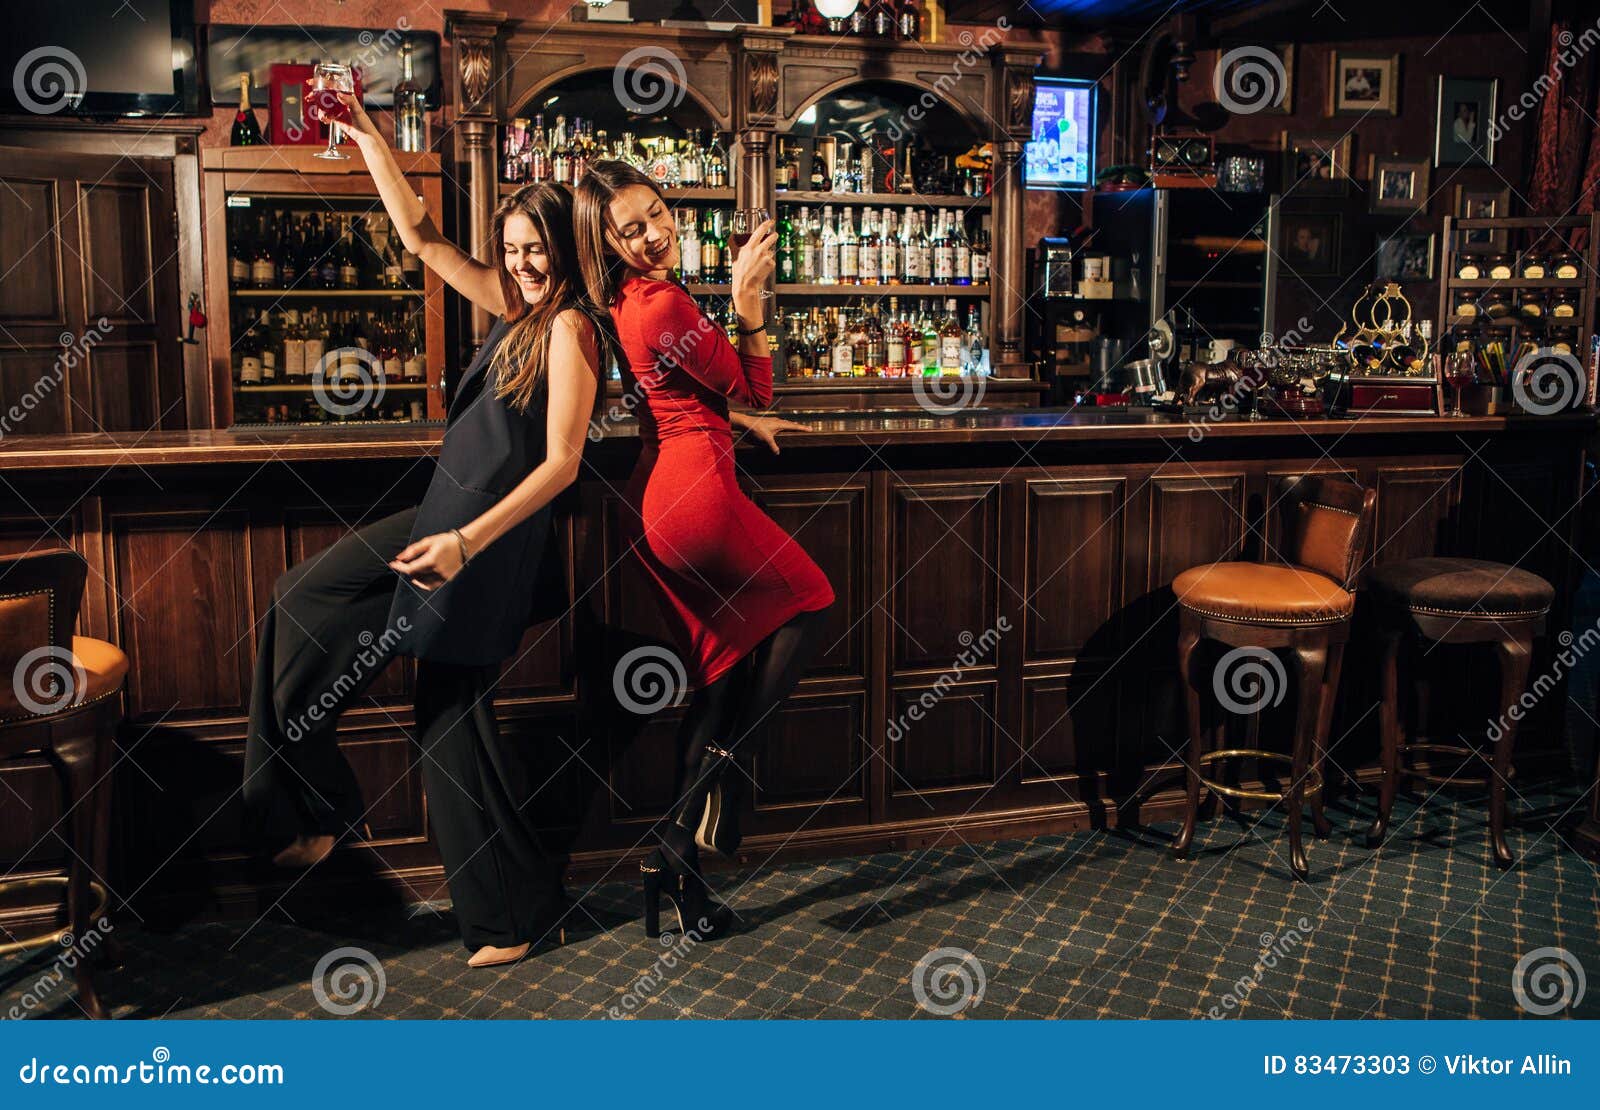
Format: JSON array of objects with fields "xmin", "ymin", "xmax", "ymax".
[{"xmin": 4, "ymin": 786, "xmax": 1597, "ymax": 1020}]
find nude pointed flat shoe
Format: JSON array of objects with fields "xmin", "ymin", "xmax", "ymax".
[
  {"xmin": 271, "ymin": 834, "xmax": 336, "ymax": 869},
  {"xmin": 467, "ymin": 943, "xmax": 532, "ymax": 968}
]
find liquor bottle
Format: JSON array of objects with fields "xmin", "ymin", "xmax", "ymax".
[
  {"xmin": 908, "ymin": 211, "xmax": 930, "ymax": 284},
  {"xmin": 820, "ymin": 205, "xmax": 840, "ymax": 285},
  {"xmin": 830, "ymin": 308, "xmax": 853, "ymax": 377},
  {"xmin": 885, "ymin": 297, "xmax": 907, "ymax": 376},
  {"xmin": 251, "ymin": 216, "xmax": 276, "ymax": 289},
  {"xmin": 337, "ymin": 218, "xmax": 360, "ymax": 288},
  {"xmin": 921, "ymin": 299, "xmax": 940, "ymax": 375},
  {"xmin": 645, "ymin": 138, "xmax": 680, "ymax": 188},
  {"xmin": 931, "ymin": 211, "xmax": 955, "ymax": 285},
  {"xmin": 551, "ymin": 116, "xmax": 571, "ymax": 185},
  {"xmin": 879, "ymin": 209, "xmax": 900, "ymax": 285},
  {"xmin": 898, "ymin": 0, "xmax": 921, "ymax": 41},
  {"xmin": 970, "ymin": 228, "xmax": 990, "ymax": 285},
  {"xmin": 777, "ymin": 208, "xmax": 798, "ymax": 284},
  {"xmin": 705, "ymin": 133, "xmax": 729, "ymax": 189},
  {"xmin": 237, "ymin": 320, "xmax": 263, "ymax": 385},
  {"xmin": 809, "ymin": 145, "xmax": 828, "ymax": 191},
  {"xmin": 394, "ymin": 40, "xmax": 428, "ymax": 153},
  {"xmin": 403, "ymin": 314, "xmax": 426, "ymax": 382},
  {"xmin": 848, "ymin": 308, "xmax": 868, "ymax": 376},
  {"xmin": 529, "ymin": 116, "xmax": 550, "ymax": 183},
  {"xmin": 904, "ymin": 299, "xmax": 923, "ymax": 370},
  {"xmin": 680, "ymin": 130, "xmax": 704, "ymax": 187},
  {"xmin": 963, "ymin": 306, "xmax": 986, "ymax": 376},
  {"xmin": 865, "ymin": 306, "xmax": 886, "ymax": 375},
  {"xmin": 317, "ymin": 217, "xmax": 340, "ymax": 289},
  {"xmin": 810, "ymin": 308, "xmax": 831, "ymax": 376},
  {"xmin": 951, "ymin": 214, "xmax": 971, "ymax": 286},
  {"xmin": 304, "ymin": 309, "xmax": 329, "ymax": 378},
  {"xmin": 796, "ymin": 207, "xmax": 817, "ymax": 283},
  {"xmin": 839, "ymin": 207, "xmax": 860, "ymax": 284},
  {"xmin": 849, "ymin": 3, "xmax": 869, "ymax": 34},
  {"xmin": 939, "ymin": 298, "xmax": 963, "ymax": 374},
  {"xmin": 833, "ymin": 141, "xmax": 855, "ymax": 193},
  {"xmin": 704, "ymin": 209, "xmax": 727, "ymax": 284},
  {"xmin": 231, "ymin": 73, "xmax": 264, "ymax": 147},
  {"xmin": 283, "ymin": 309, "xmax": 306, "ymax": 379},
  {"xmin": 679, "ymin": 207, "xmax": 702, "ymax": 281},
  {"xmin": 256, "ymin": 310, "xmax": 279, "ymax": 382},
  {"xmin": 858, "ymin": 209, "xmax": 880, "ymax": 286},
  {"xmin": 870, "ymin": 0, "xmax": 895, "ymax": 38}
]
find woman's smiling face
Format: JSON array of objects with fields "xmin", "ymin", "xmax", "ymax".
[
  {"xmin": 604, "ymin": 184, "xmax": 678, "ymax": 278},
  {"xmin": 502, "ymin": 211, "xmax": 549, "ymax": 304}
]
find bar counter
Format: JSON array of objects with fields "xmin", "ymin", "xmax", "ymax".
[{"xmin": 0, "ymin": 409, "xmax": 1592, "ymax": 928}]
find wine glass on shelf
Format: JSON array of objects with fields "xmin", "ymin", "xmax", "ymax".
[
  {"xmin": 308, "ymin": 63, "xmax": 355, "ymax": 161},
  {"xmin": 1444, "ymin": 349, "xmax": 1475, "ymax": 417},
  {"xmin": 731, "ymin": 207, "xmax": 773, "ymax": 299}
]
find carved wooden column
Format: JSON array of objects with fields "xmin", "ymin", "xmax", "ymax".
[
  {"xmin": 445, "ymin": 10, "xmax": 506, "ymax": 353},
  {"xmin": 737, "ymin": 37, "xmax": 784, "ymax": 308},
  {"xmin": 991, "ymin": 49, "xmax": 1042, "ymax": 376}
]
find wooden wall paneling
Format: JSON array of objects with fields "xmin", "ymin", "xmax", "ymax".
[
  {"xmin": 1371, "ymin": 463, "xmax": 1464, "ymax": 564},
  {"xmin": 888, "ymin": 476, "xmax": 1003, "ymax": 672},
  {"xmin": 748, "ymin": 689, "xmax": 870, "ymax": 835},
  {"xmin": 0, "ymin": 175, "xmax": 65, "ymax": 326},
  {"xmin": 885, "ymin": 677, "xmax": 999, "ymax": 820},
  {"xmin": 1022, "ymin": 475, "xmax": 1128, "ymax": 662},
  {"xmin": 1017, "ymin": 666, "xmax": 1119, "ymax": 802}
]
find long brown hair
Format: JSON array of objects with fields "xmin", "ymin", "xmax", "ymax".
[
  {"xmin": 488, "ymin": 182, "xmax": 606, "ymax": 411},
  {"xmin": 573, "ymin": 160, "xmax": 669, "ymax": 310}
]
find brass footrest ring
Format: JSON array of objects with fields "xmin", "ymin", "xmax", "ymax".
[
  {"xmin": 0, "ymin": 876, "xmax": 111, "ymax": 957},
  {"xmin": 1392, "ymin": 742, "xmax": 1514, "ymax": 789},
  {"xmin": 1196, "ymin": 749, "xmax": 1324, "ymax": 803}
]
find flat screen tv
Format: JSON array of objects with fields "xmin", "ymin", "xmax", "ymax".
[
  {"xmin": 1024, "ymin": 76, "xmax": 1097, "ymax": 191},
  {"xmin": 1, "ymin": 1, "xmax": 200, "ymax": 117}
]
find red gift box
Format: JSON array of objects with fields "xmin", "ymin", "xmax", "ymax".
[{"xmin": 268, "ymin": 63, "xmax": 364, "ymax": 146}]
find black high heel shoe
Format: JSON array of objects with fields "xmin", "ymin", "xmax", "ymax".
[
  {"xmin": 693, "ymin": 745, "xmax": 747, "ymax": 859},
  {"xmin": 640, "ymin": 848, "xmax": 734, "ymax": 940}
]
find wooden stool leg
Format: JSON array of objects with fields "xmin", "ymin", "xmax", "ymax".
[
  {"xmin": 1286, "ymin": 640, "xmax": 1327, "ymax": 882},
  {"xmin": 1365, "ymin": 628, "xmax": 1404, "ymax": 849},
  {"xmin": 1489, "ymin": 634, "xmax": 1533, "ymax": 870},
  {"xmin": 47, "ymin": 729, "xmax": 107, "ymax": 1020},
  {"xmin": 1173, "ymin": 619, "xmax": 1204, "ymax": 861},
  {"xmin": 1311, "ymin": 641, "xmax": 1345, "ymax": 840}
]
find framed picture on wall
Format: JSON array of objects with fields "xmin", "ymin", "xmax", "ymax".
[
  {"xmin": 1281, "ymin": 132, "xmax": 1353, "ymax": 195},
  {"xmin": 1375, "ymin": 233, "xmax": 1437, "ymax": 282},
  {"xmin": 1368, "ymin": 155, "xmax": 1430, "ymax": 213},
  {"xmin": 1330, "ymin": 52, "xmax": 1399, "ymax": 115},
  {"xmin": 1282, "ymin": 212, "xmax": 1342, "ymax": 276},
  {"xmin": 1435, "ymin": 77, "xmax": 1498, "ymax": 166},
  {"xmin": 1216, "ymin": 42, "xmax": 1295, "ymax": 115},
  {"xmin": 1454, "ymin": 184, "xmax": 1511, "ymax": 249}
]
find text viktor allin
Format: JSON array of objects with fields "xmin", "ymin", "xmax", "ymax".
[{"xmin": 1446, "ymin": 1055, "xmax": 1572, "ymax": 1076}]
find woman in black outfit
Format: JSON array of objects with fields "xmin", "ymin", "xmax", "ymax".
[{"xmin": 242, "ymin": 93, "xmax": 603, "ymax": 968}]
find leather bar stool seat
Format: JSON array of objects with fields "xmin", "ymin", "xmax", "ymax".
[
  {"xmin": 1174, "ymin": 563, "xmax": 1355, "ymax": 625},
  {"xmin": 1171, "ymin": 477, "xmax": 1377, "ymax": 881},
  {"xmin": 1363, "ymin": 557, "xmax": 1553, "ymax": 869}
]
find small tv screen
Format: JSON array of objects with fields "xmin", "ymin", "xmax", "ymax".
[
  {"xmin": 1, "ymin": 0, "xmax": 198, "ymax": 116},
  {"xmin": 1025, "ymin": 78, "xmax": 1096, "ymax": 190}
]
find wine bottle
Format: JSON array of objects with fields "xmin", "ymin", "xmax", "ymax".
[{"xmin": 394, "ymin": 40, "xmax": 428, "ymax": 154}]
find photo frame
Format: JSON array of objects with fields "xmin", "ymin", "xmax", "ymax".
[
  {"xmin": 1368, "ymin": 155, "xmax": 1431, "ymax": 214},
  {"xmin": 1281, "ymin": 132, "xmax": 1354, "ymax": 195},
  {"xmin": 1281, "ymin": 212, "xmax": 1343, "ymax": 277},
  {"xmin": 1330, "ymin": 52, "xmax": 1400, "ymax": 116},
  {"xmin": 1454, "ymin": 184, "xmax": 1511, "ymax": 249},
  {"xmin": 1375, "ymin": 233, "xmax": 1437, "ymax": 282},
  {"xmin": 1435, "ymin": 77, "xmax": 1498, "ymax": 166}
]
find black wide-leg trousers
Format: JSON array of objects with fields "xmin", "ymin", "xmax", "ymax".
[{"xmin": 242, "ymin": 508, "xmax": 564, "ymax": 950}]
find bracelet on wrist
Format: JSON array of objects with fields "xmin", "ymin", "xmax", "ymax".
[
  {"xmin": 450, "ymin": 527, "xmax": 471, "ymax": 565},
  {"xmin": 736, "ymin": 321, "xmax": 767, "ymax": 336}
]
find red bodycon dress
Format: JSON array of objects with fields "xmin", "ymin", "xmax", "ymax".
[{"xmin": 612, "ymin": 275, "xmax": 834, "ymax": 685}]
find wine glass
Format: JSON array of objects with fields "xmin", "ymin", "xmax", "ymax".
[
  {"xmin": 1444, "ymin": 350, "xmax": 1475, "ymax": 417},
  {"xmin": 308, "ymin": 63, "xmax": 355, "ymax": 161},
  {"xmin": 731, "ymin": 207, "xmax": 773, "ymax": 299}
]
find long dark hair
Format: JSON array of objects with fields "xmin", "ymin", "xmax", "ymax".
[
  {"xmin": 573, "ymin": 160, "xmax": 669, "ymax": 310},
  {"xmin": 489, "ymin": 182, "xmax": 608, "ymax": 411}
]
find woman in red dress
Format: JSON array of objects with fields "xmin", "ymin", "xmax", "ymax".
[{"xmin": 576, "ymin": 162, "xmax": 834, "ymax": 938}]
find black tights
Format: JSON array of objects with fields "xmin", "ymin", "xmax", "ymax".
[{"xmin": 664, "ymin": 607, "xmax": 831, "ymax": 854}]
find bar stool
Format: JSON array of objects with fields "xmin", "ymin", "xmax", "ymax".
[
  {"xmin": 1171, "ymin": 477, "xmax": 1377, "ymax": 881},
  {"xmin": 1, "ymin": 549, "xmax": 128, "ymax": 1019},
  {"xmin": 1362, "ymin": 557, "xmax": 1553, "ymax": 869}
]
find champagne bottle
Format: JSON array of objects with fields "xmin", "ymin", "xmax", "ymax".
[{"xmin": 231, "ymin": 73, "xmax": 263, "ymax": 147}]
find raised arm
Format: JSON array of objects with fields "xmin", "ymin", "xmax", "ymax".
[{"xmin": 334, "ymin": 93, "xmax": 507, "ymax": 318}]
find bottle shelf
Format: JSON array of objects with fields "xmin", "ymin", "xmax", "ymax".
[
  {"xmin": 232, "ymin": 288, "xmax": 425, "ymax": 298},
  {"xmin": 775, "ymin": 190, "xmax": 989, "ymax": 209},
  {"xmin": 684, "ymin": 283, "xmax": 732, "ymax": 295},
  {"xmin": 497, "ymin": 182, "xmax": 735, "ymax": 202},
  {"xmin": 1446, "ymin": 277, "xmax": 1586, "ymax": 289},
  {"xmin": 237, "ymin": 383, "xmax": 431, "ymax": 393},
  {"xmin": 777, "ymin": 284, "xmax": 990, "ymax": 297}
]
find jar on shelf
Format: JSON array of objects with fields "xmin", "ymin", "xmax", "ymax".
[
  {"xmin": 1551, "ymin": 251, "xmax": 1581, "ymax": 279},
  {"xmin": 1479, "ymin": 289, "xmax": 1513, "ymax": 321},
  {"xmin": 1519, "ymin": 251, "xmax": 1547, "ymax": 279},
  {"xmin": 1548, "ymin": 325, "xmax": 1579, "ymax": 355},
  {"xmin": 1486, "ymin": 253, "xmax": 1514, "ymax": 280},
  {"xmin": 1518, "ymin": 289, "xmax": 1547, "ymax": 319},
  {"xmin": 1456, "ymin": 252, "xmax": 1484, "ymax": 280},
  {"xmin": 1551, "ymin": 287, "xmax": 1580, "ymax": 319},
  {"xmin": 1451, "ymin": 288, "xmax": 1479, "ymax": 318}
]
